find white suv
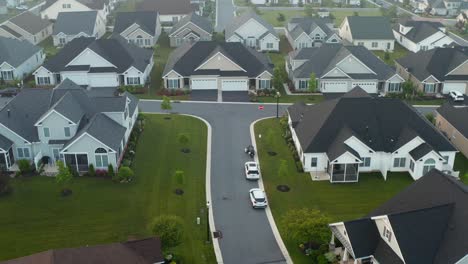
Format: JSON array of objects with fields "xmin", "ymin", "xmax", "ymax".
[
  {"xmin": 449, "ymin": 91, "xmax": 464, "ymax": 102},
  {"xmin": 249, "ymin": 188, "xmax": 268, "ymax": 208},
  {"xmin": 244, "ymin": 162, "xmax": 260, "ymax": 180}
]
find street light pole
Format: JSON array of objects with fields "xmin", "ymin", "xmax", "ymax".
[
  {"xmin": 276, "ymin": 91, "xmax": 281, "ymax": 118},
  {"xmin": 206, "ymin": 201, "xmax": 210, "ymax": 243}
]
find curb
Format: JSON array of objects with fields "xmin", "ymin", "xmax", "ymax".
[{"xmin": 249, "ymin": 117, "xmax": 293, "ymax": 264}]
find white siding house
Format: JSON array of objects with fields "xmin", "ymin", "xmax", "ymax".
[{"xmin": 0, "ymin": 37, "xmax": 45, "ymax": 81}]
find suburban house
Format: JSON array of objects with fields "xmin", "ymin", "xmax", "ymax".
[
  {"xmin": 286, "ymin": 44, "xmax": 404, "ymax": 94},
  {"xmin": 0, "ymin": 11, "xmax": 53, "ymax": 45},
  {"xmin": 332, "ymin": 0, "xmax": 361, "ymax": 5},
  {"xmin": 393, "ymin": 19, "xmax": 454, "ymax": 53},
  {"xmin": 40, "ymin": 0, "xmax": 110, "ymax": 21},
  {"xmin": 436, "ymin": 103, "xmax": 468, "ymax": 158},
  {"xmin": 52, "ymin": 11, "xmax": 106, "ymax": 47},
  {"xmin": 225, "ymin": 10, "xmax": 279, "ymax": 52},
  {"xmin": 329, "ymin": 169, "xmax": 468, "ymax": 263},
  {"xmin": 168, "ymin": 13, "xmax": 212, "ymax": 47},
  {"xmin": 289, "ymin": 0, "xmax": 322, "ymax": 5},
  {"xmin": 339, "ymin": 16, "xmax": 395, "ymax": 51},
  {"xmin": 0, "ymin": 36, "xmax": 45, "ymax": 81},
  {"xmin": 163, "ymin": 41, "xmax": 273, "ymax": 91},
  {"xmin": 33, "ymin": 37, "xmax": 154, "ymax": 87},
  {"xmin": 395, "ymin": 47, "xmax": 468, "ymax": 95},
  {"xmin": 287, "ymin": 87, "xmax": 457, "ymax": 183},
  {"xmin": 112, "ymin": 11, "xmax": 161, "ymax": 48},
  {"xmin": 0, "ymin": 79, "xmax": 139, "ymax": 173},
  {"xmin": 0, "ymin": 237, "xmax": 163, "ymax": 263},
  {"xmin": 286, "ymin": 17, "xmax": 341, "ymax": 50},
  {"xmin": 136, "ymin": 0, "xmax": 201, "ymax": 25},
  {"xmin": 418, "ymin": 0, "xmax": 464, "ymax": 15}
]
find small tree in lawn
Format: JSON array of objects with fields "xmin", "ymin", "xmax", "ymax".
[
  {"xmin": 150, "ymin": 215, "xmax": 184, "ymax": 249},
  {"xmin": 402, "ymin": 81, "xmax": 416, "ymax": 99},
  {"xmin": 56, "ymin": 161, "xmax": 72, "ymax": 195},
  {"xmin": 272, "ymin": 67, "xmax": 284, "ymax": 91},
  {"xmin": 117, "ymin": 166, "xmax": 134, "ymax": 182},
  {"xmin": 305, "ymin": 4, "xmax": 315, "ymax": 17},
  {"xmin": 308, "ymin": 73, "xmax": 317, "ymax": 93},
  {"xmin": 281, "ymin": 208, "xmax": 331, "ymax": 245},
  {"xmin": 175, "ymin": 170, "xmax": 185, "ymax": 185},
  {"xmin": 161, "ymin": 96, "xmax": 172, "ymax": 113},
  {"xmin": 178, "ymin": 133, "xmax": 190, "ymax": 152}
]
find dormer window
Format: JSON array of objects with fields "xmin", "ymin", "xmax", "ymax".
[{"xmin": 383, "ymin": 225, "xmax": 392, "ymax": 242}]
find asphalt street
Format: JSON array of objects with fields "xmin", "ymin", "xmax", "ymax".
[
  {"xmin": 215, "ymin": 0, "xmax": 235, "ymax": 32},
  {"xmin": 139, "ymin": 100, "xmax": 437, "ymax": 264}
]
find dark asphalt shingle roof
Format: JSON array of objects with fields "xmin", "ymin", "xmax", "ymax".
[
  {"xmin": 396, "ymin": 20, "xmax": 449, "ymax": 43},
  {"xmin": 288, "ymin": 87, "xmax": 455, "ymax": 154},
  {"xmin": 163, "ymin": 41, "xmax": 273, "ymax": 77},
  {"xmin": 170, "ymin": 13, "xmax": 212, "ymax": 35},
  {"xmin": 42, "ymin": 0, "xmax": 109, "ymax": 11},
  {"xmin": 0, "ymin": 134, "xmax": 13, "ymax": 151},
  {"xmin": 53, "ymin": 11, "xmax": 98, "ymax": 35},
  {"xmin": 345, "ymin": 16, "xmax": 393, "ymax": 40},
  {"xmin": 373, "ymin": 238, "xmax": 404, "ymax": 264},
  {"xmin": 396, "ymin": 47, "xmax": 468, "ymax": 82},
  {"xmin": 0, "ymin": 36, "xmax": 42, "ymax": 67},
  {"xmin": 42, "ymin": 37, "xmax": 153, "ymax": 73},
  {"xmin": 137, "ymin": 0, "xmax": 196, "ymax": 14},
  {"xmin": 225, "ymin": 10, "xmax": 277, "ymax": 39},
  {"xmin": 113, "ymin": 11, "xmax": 159, "ymax": 36},
  {"xmin": 343, "ymin": 218, "xmax": 379, "ymax": 258},
  {"xmin": 436, "ymin": 103, "xmax": 468, "ymax": 137},
  {"xmin": 408, "ymin": 142, "xmax": 434, "ymax": 160},
  {"xmin": 9, "ymin": 11, "xmax": 51, "ymax": 35},
  {"xmin": 288, "ymin": 17, "xmax": 334, "ymax": 40}
]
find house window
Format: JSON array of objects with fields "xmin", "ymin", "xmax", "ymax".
[
  {"xmin": 43, "ymin": 127, "xmax": 50, "ymax": 138},
  {"xmin": 298, "ymin": 80, "xmax": 308, "ymax": 89},
  {"xmin": 388, "ymin": 82, "xmax": 401, "ymax": 92},
  {"xmin": 126, "ymin": 77, "xmax": 140, "ymax": 85},
  {"xmin": 421, "ymin": 45, "xmax": 428, "ymax": 51},
  {"xmin": 399, "ymin": 35, "xmax": 403, "ymax": 42},
  {"xmin": 371, "ymin": 42, "xmax": 378, "ymax": 48},
  {"xmin": 422, "ymin": 158, "xmax": 436, "ymax": 175},
  {"xmin": 424, "ymin": 83, "xmax": 436, "ymax": 93},
  {"xmin": 95, "ymin": 148, "xmax": 109, "ymax": 168},
  {"xmin": 360, "ymin": 157, "xmax": 371, "ymax": 167},
  {"xmin": 59, "ymin": 37, "xmax": 66, "ymax": 45},
  {"xmin": 136, "ymin": 35, "xmax": 144, "ymax": 46},
  {"xmin": 64, "ymin": 127, "xmax": 70, "ymax": 137},
  {"xmin": 443, "ymin": 156, "xmax": 449, "ymax": 165},
  {"xmin": 393, "ymin": 157, "xmax": 406, "ymax": 168},
  {"xmin": 145, "ymin": 39, "xmax": 151, "ymax": 46},
  {"xmin": 17, "ymin": 147, "xmax": 30, "ymax": 159},
  {"xmin": 259, "ymin": 79, "xmax": 271, "ymax": 89},
  {"xmin": 266, "ymin": 43, "xmax": 273, "ymax": 49},
  {"xmin": 311, "ymin": 157, "xmax": 317, "ymax": 167},
  {"xmin": 175, "ymin": 38, "xmax": 182, "ymax": 46},
  {"xmin": 168, "ymin": 79, "xmax": 179, "ymax": 89},
  {"xmin": 357, "ymin": 42, "xmax": 364, "ymax": 46},
  {"xmin": 62, "ymin": 3, "xmax": 71, "ymax": 8},
  {"xmin": 315, "ymin": 33, "xmax": 321, "ymax": 40},
  {"xmin": 383, "ymin": 226, "xmax": 392, "ymax": 242},
  {"xmin": 37, "ymin": 76, "xmax": 51, "ymax": 85},
  {"xmin": 410, "ymin": 159, "xmax": 415, "ymax": 172},
  {"xmin": 0, "ymin": 71, "xmax": 13, "ymax": 80}
]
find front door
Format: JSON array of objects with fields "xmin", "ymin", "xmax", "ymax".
[
  {"xmin": 247, "ymin": 37, "xmax": 256, "ymax": 48},
  {"xmin": 52, "ymin": 148, "xmax": 60, "ymax": 165}
]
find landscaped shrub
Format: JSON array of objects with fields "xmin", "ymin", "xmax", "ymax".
[
  {"xmin": 96, "ymin": 169, "xmax": 107, "ymax": 177},
  {"xmin": 117, "ymin": 166, "xmax": 134, "ymax": 182},
  {"xmin": 88, "ymin": 164, "xmax": 96, "ymax": 177},
  {"xmin": 17, "ymin": 159, "xmax": 31, "ymax": 175},
  {"xmin": 150, "ymin": 215, "xmax": 184, "ymax": 249},
  {"xmin": 0, "ymin": 175, "xmax": 12, "ymax": 197},
  {"xmin": 107, "ymin": 164, "xmax": 115, "ymax": 178},
  {"xmin": 295, "ymin": 161, "xmax": 304, "ymax": 173},
  {"xmin": 121, "ymin": 159, "xmax": 132, "ymax": 167}
]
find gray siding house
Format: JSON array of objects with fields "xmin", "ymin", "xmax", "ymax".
[
  {"xmin": 339, "ymin": 16, "xmax": 395, "ymax": 51},
  {"xmin": 0, "ymin": 11, "xmax": 53, "ymax": 45},
  {"xmin": 0, "ymin": 36, "xmax": 45, "ymax": 81},
  {"xmin": 168, "ymin": 13, "xmax": 212, "ymax": 47},
  {"xmin": 52, "ymin": 11, "xmax": 106, "ymax": 47},
  {"xmin": 286, "ymin": 17, "xmax": 341, "ymax": 50},
  {"xmin": 112, "ymin": 11, "xmax": 161, "ymax": 48},
  {"xmin": 0, "ymin": 79, "xmax": 139, "ymax": 173}
]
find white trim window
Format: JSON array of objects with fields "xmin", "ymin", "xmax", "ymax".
[
  {"xmin": 371, "ymin": 42, "xmax": 378, "ymax": 48},
  {"xmin": 37, "ymin": 76, "xmax": 51, "ymax": 85},
  {"xmin": 127, "ymin": 77, "xmax": 140, "ymax": 85},
  {"xmin": 59, "ymin": 37, "xmax": 66, "ymax": 45},
  {"xmin": 64, "ymin": 127, "xmax": 71, "ymax": 137},
  {"xmin": 424, "ymin": 83, "xmax": 436, "ymax": 93},
  {"xmin": 393, "ymin": 157, "xmax": 406, "ymax": 168},
  {"xmin": 145, "ymin": 39, "xmax": 151, "ymax": 46},
  {"xmin": 17, "ymin": 147, "xmax": 30, "ymax": 159},
  {"xmin": 410, "ymin": 159, "xmax": 415, "ymax": 172},
  {"xmin": 388, "ymin": 82, "xmax": 401, "ymax": 92},
  {"xmin": 259, "ymin": 79, "xmax": 271, "ymax": 89},
  {"xmin": 167, "ymin": 79, "xmax": 179, "ymax": 89},
  {"xmin": 43, "ymin": 127, "xmax": 50, "ymax": 138},
  {"xmin": 443, "ymin": 156, "xmax": 449, "ymax": 165},
  {"xmin": 95, "ymin": 148, "xmax": 109, "ymax": 168},
  {"xmin": 383, "ymin": 225, "xmax": 392, "ymax": 242},
  {"xmin": 360, "ymin": 157, "xmax": 371, "ymax": 167},
  {"xmin": 136, "ymin": 35, "xmax": 144, "ymax": 46},
  {"xmin": 311, "ymin": 157, "xmax": 317, "ymax": 167},
  {"xmin": 298, "ymin": 80, "xmax": 308, "ymax": 89},
  {"xmin": 1, "ymin": 70, "xmax": 14, "ymax": 80},
  {"xmin": 422, "ymin": 158, "xmax": 436, "ymax": 175},
  {"xmin": 266, "ymin": 43, "xmax": 273, "ymax": 49}
]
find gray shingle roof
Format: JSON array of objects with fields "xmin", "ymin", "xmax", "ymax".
[
  {"xmin": 436, "ymin": 103, "xmax": 468, "ymax": 137},
  {"xmin": 396, "ymin": 47, "xmax": 468, "ymax": 81},
  {"xmin": 42, "ymin": 37, "xmax": 153, "ymax": 73},
  {"xmin": 9, "ymin": 11, "xmax": 51, "ymax": 35},
  {"xmin": 0, "ymin": 25, "xmax": 22, "ymax": 38},
  {"xmin": 0, "ymin": 134, "xmax": 12, "ymax": 151},
  {"xmin": 113, "ymin": 11, "xmax": 158, "ymax": 36},
  {"xmin": 53, "ymin": 11, "xmax": 98, "ymax": 36},
  {"xmin": 291, "ymin": 44, "xmax": 396, "ymax": 80},
  {"xmin": 42, "ymin": 0, "xmax": 109, "ymax": 11},
  {"xmin": 396, "ymin": 20, "xmax": 449, "ymax": 43},
  {"xmin": 288, "ymin": 88, "xmax": 455, "ymax": 154},
  {"xmin": 0, "ymin": 36, "xmax": 42, "ymax": 68},
  {"xmin": 288, "ymin": 17, "xmax": 334, "ymax": 40},
  {"xmin": 345, "ymin": 16, "xmax": 393, "ymax": 40},
  {"xmin": 170, "ymin": 13, "xmax": 213, "ymax": 35},
  {"xmin": 163, "ymin": 41, "xmax": 273, "ymax": 77},
  {"xmin": 225, "ymin": 10, "xmax": 277, "ymax": 39},
  {"xmin": 136, "ymin": 0, "xmax": 195, "ymax": 15}
]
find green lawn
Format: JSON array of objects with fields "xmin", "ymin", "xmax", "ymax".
[
  {"xmin": 259, "ymin": 10, "xmax": 306, "ymax": 27},
  {"xmin": 373, "ymin": 43, "xmax": 408, "ymax": 66},
  {"xmin": 38, "ymin": 37, "xmax": 59, "ymax": 57},
  {"xmin": 331, "ymin": 10, "xmax": 382, "ymax": 26},
  {"xmin": 0, "ymin": 115, "xmax": 215, "ymax": 263},
  {"xmin": 254, "ymin": 118, "xmax": 413, "ymax": 263},
  {"xmin": 455, "ymin": 153, "xmax": 468, "ymax": 184}
]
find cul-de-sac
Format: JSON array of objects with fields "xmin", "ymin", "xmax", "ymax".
[{"xmin": 0, "ymin": 0, "xmax": 467, "ymax": 263}]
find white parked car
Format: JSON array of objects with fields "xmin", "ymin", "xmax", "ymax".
[
  {"xmin": 244, "ymin": 161, "xmax": 260, "ymax": 180},
  {"xmin": 449, "ymin": 91, "xmax": 464, "ymax": 102},
  {"xmin": 249, "ymin": 188, "xmax": 268, "ymax": 209},
  {"xmin": 413, "ymin": 8, "xmax": 424, "ymax": 14},
  {"xmin": 16, "ymin": 5, "xmax": 28, "ymax": 10}
]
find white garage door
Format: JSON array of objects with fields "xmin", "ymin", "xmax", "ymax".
[
  {"xmin": 443, "ymin": 82, "xmax": 467, "ymax": 95},
  {"xmin": 351, "ymin": 82, "xmax": 377, "ymax": 94},
  {"xmin": 89, "ymin": 74, "xmax": 118, "ymax": 87},
  {"xmin": 61, "ymin": 72, "xmax": 88, "ymax": 86},
  {"xmin": 221, "ymin": 79, "xmax": 248, "ymax": 91},
  {"xmin": 321, "ymin": 81, "xmax": 347, "ymax": 93},
  {"xmin": 192, "ymin": 78, "xmax": 217, "ymax": 90}
]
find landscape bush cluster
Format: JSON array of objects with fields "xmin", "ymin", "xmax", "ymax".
[
  {"xmin": 156, "ymin": 88, "xmax": 190, "ymax": 97},
  {"xmin": 117, "ymin": 85, "xmax": 147, "ymax": 94},
  {"xmin": 279, "ymin": 116, "xmax": 303, "ymax": 172}
]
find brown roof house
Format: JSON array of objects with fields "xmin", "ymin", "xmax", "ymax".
[
  {"xmin": 0, "ymin": 238, "xmax": 164, "ymax": 264},
  {"xmin": 436, "ymin": 103, "xmax": 468, "ymax": 158},
  {"xmin": 137, "ymin": 0, "xmax": 203, "ymax": 24}
]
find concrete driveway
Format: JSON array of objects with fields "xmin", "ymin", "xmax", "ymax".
[{"xmin": 215, "ymin": 0, "xmax": 236, "ymax": 32}]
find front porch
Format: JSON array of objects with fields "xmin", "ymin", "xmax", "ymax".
[{"xmin": 328, "ymin": 163, "xmax": 359, "ymax": 183}]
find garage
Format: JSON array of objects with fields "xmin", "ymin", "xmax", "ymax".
[
  {"xmin": 192, "ymin": 78, "xmax": 217, "ymax": 90},
  {"xmin": 221, "ymin": 79, "xmax": 248, "ymax": 91},
  {"xmin": 61, "ymin": 72, "xmax": 88, "ymax": 86},
  {"xmin": 321, "ymin": 81, "xmax": 348, "ymax": 93},
  {"xmin": 443, "ymin": 82, "xmax": 467, "ymax": 95},
  {"xmin": 89, "ymin": 73, "xmax": 118, "ymax": 87},
  {"xmin": 351, "ymin": 82, "xmax": 378, "ymax": 93}
]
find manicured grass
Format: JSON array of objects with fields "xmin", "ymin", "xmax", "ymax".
[
  {"xmin": 0, "ymin": 115, "xmax": 215, "ymax": 263},
  {"xmin": 38, "ymin": 37, "xmax": 59, "ymax": 57},
  {"xmin": 373, "ymin": 43, "xmax": 408, "ymax": 66},
  {"xmin": 254, "ymin": 118, "xmax": 412, "ymax": 263},
  {"xmin": 331, "ymin": 10, "xmax": 382, "ymax": 27},
  {"xmin": 455, "ymin": 153, "xmax": 468, "ymax": 184},
  {"xmin": 259, "ymin": 10, "xmax": 306, "ymax": 27}
]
